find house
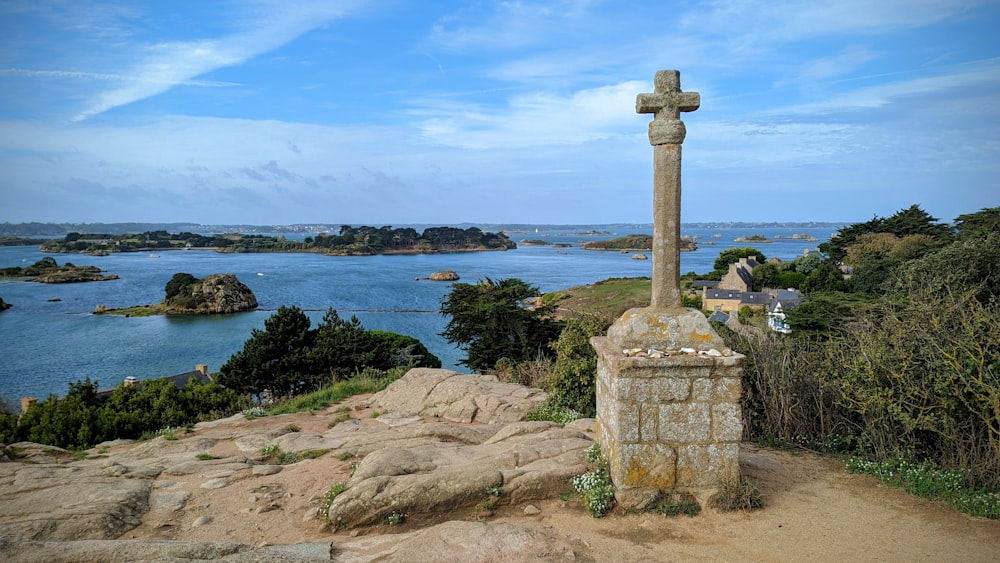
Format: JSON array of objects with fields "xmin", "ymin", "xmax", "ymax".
[
  {"xmin": 767, "ymin": 290, "xmax": 804, "ymax": 334},
  {"xmin": 717, "ymin": 256, "xmax": 760, "ymax": 293},
  {"xmin": 702, "ymin": 288, "xmax": 772, "ymax": 314},
  {"xmin": 96, "ymin": 364, "xmax": 213, "ymax": 397},
  {"xmin": 165, "ymin": 364, "xmax": 213, "ymax": 388}
]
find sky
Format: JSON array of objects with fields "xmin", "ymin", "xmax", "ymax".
[{"xmin": 1, "ymin": 1, "xmax": 997, "ymax": 226}]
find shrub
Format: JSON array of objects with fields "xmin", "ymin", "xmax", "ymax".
[
  {"xmin": 571, "ymin": 443, "xmax": 615, "ymax": 517},
  {"xmin": 545, "ymin": 312, "xmax": 612, "ymax": 417}
]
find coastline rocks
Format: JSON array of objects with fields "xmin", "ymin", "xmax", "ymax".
[
  {"xmin": 183, "ymin": 273, "xmax": 258, "ymax": 314},
  {"xmin": 427, "ymin": 270, "xmax": 460, "ymax": 281}
]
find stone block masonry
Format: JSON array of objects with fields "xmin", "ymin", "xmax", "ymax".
[{"xmin": 591, "ymin": 336, "xmax": 743, "ymax": 492}]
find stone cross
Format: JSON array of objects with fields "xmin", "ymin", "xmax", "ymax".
[{"xmin": 636, "ymin": 70, "xmax": 699, "ymax": 309}]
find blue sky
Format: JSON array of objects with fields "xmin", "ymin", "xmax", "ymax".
[{"xmin": 1, "ymin": 1, "xmax": 997, "ymax": 226}]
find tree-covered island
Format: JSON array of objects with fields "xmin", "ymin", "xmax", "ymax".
[
  {"xmin": 582, "ymin": 233, "xmax": 697, "ymax": 252},
  {"xmin": 39, "ymin": 225, "xmax": 516, "ymax": 255}
]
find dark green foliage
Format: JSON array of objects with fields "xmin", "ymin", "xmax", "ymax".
[
  {"xmin": 953, "ymin": 206, "xmax": 1000, "ymax": 239},
  {"xmin": 722, "ymin": 216, "xmax": 1000, "ymax": 492},
  {"xmin": 38, "ymin": 226, "xmax": 514, "ymax": 255},
  {"xmin": 774, "ymin": 271, "xmax": 806, "ymax": 290},
  {"xmin": 820, "ymin": 204, "xmax": 952, "ymax": 262},
  {"xmin": 440, "ymin": 278, "xmax": 563, "ymax": 372},
  {"xmin": 803, "ymin": 263, "xmax": 848, "ymax": 293},
  {"xmin": 369, "ymin": 330, "xmax": 441, "ymax": 370},
  {"xmin": 885, "ymin": 231, "xmax": 1000, "ymax": 303},
  {"xmin": 220, "ymin": 307, "xmax": 440, "ymax": 398},
  {"xmin": 218, "ymin": 305, "xmax": 318, "ymax": 399},
  {"xmin": 750, "ymin": 262, "xmax": 780, "ymax": 292},
  {"xmin": 9, "ymin": 378, "xmax": 244, "ymax": 450},
  {"xmin": 792, "ymin": 253, "xmax": 824, "ymax": 274},
  {"xmin": 165, "ymin": 273, "xmax": 198, "ymax": 299},
  {"xmin": 545, "ymin": 312, "xmax": 613, "ymax": 417}
]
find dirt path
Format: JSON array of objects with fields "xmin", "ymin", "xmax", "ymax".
[{"xmin": 121, "ymin": 398, "xmax": 1000, "ymax": 562}]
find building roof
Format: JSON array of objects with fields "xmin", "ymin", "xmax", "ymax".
[
  {"xmin": 704, "ymin": 289, "xmax": 773, "ymax": 305},
  {"xmin": 165, "ymin": 370, "xmax": 213, "ymax": 388},
  {"xmin": 708, "ymin": 309, "xmax": 730, "ymax": 323},
  {"xmin": 768, "ymin": 289, "xmax": 804, "ymax": 313}
]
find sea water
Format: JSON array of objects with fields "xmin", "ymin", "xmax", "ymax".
[{"xmin": 0, "ymin": 226, "xmax": 837, "ymax": 400}]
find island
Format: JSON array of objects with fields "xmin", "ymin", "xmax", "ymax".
[
  {"xmin": 582, "ymin": 234, "xmax": 697, "ymax": 252},
  {"xmin": 733, "ymin": 234, "xmax": 773, "ymax": 243},
  {"xmin": 94, "ymin": 273, "xmax": 257, "ymax": 316},
  {"xmin": 38, "ymin": 226, "xmax": 515, "ymax": 256},
  {"xmin": 2, "ymin": 257, "xmax": 119, "ymax": 283}
]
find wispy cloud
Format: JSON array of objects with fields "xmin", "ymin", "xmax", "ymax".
[
  {"xmin": 68, "ymin": 1, "xmax": 364, "ymax": 121},
  {"xmin": 0, "ymin": 67, "xmax": 239, "ymax": 88}
]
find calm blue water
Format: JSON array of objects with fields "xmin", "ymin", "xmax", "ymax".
[{"xmin": 0, "ymin": 226, "xmax": 835, "ymax": 400}]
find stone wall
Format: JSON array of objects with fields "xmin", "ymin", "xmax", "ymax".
[{"xmin": 591, "ymin": 336, "xmax": 743, "ymax": 493}]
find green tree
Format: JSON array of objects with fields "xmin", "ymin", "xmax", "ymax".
[
  {"xmin": 218, "ymin": 306, "xmax": 318, "ymax": 399},
  {"xmin": 308, "ymin": 309, "xmax": 377, "ymax": 381},
  {"xmin": 440, "ymin": 278, "xmax": 563, "ymax": 372},
  {"xmin": 803, "ymin": 263, "xmax": 848, "ymax": 293},
  {"xmin": 165, "ymin": 273, "xmax": 198, "ymax": 299},
  {"xmin": 368, "ymin": 330, "xmax": 442, "ymax": 371},
  {"xmin": 820, "ymin": 204, "xmax": 952, "ymax": 262},
  {"xmin": 750, "ymin": 262, "xmax": 781, "ymax": 292},
  {"xmin": 953, "ymin": 206, "xmax": 1000, "ymax": 240}
]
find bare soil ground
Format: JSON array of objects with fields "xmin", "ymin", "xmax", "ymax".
[{"xmin": 120, "ymin": 394, "xmax": 1000, "ymax": 562}]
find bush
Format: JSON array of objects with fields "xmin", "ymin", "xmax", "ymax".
[{"xmin": 545, "ymin": 312, "xmax": 612, "ymax": 417}]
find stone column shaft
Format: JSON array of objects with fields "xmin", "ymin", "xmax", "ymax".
[{"xmin": 652, "ymin": 144, "xmax": 682, "ymax": 310}]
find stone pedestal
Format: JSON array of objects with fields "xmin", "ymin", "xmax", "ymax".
[{"xmin": 592, "ymin": 335, "xmax": 743, "ymax": 493}]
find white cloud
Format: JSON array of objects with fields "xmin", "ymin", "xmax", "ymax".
[{"xmin": 413, "ymin": 80, "xmax": 646, "ymax": 149}]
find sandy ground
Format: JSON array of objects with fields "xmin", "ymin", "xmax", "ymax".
[{"xmin": 118, "ymin": 395, "xmax": 1000, "ymax": 562}]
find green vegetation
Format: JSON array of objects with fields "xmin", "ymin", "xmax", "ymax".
[
  {"xmin": 583, "ymin": 234, "xmax": 697, "ymax": 252},
  {"xmin": 323, "ymin": 483, "xmax": 347, "ymax": 519},
  {"xmin": 38, "ymin": 225, "xmax": 515, "ymax": 255},
  {"xmin": 711, "ymin": 247, "xmax": 768, "ymax": 278},
  {"xmin": 218, "ymin": 307, "xmax": 438, "ymax": 400},
  {"xmin": 545, "ymin": 277, "xmax": 650, "ymax": 320},
  {"xmin": 440, "ymin": 278, "xmax": 563, "ymax": 372},
  {"xmin": 658, "ymin": 494, "xmax": 701, "ymax": 516},
  {"xmin": 0, "ymin": 377, "xmax": 244, "ymax": 450},
  {"xmin": 460, "ymin": 204, "xmax": 1000, "ymax": 519},
  {"xmin": 846, "ymin": 458, "xmax": 1000, "ymax": 519},
  {"xmin": 571, "ymin": 443, "xmax": 615, "ymax": 517},
  {"xmin": 723, "ymin": 206, "xmax": 1000, "ymax": 512}
]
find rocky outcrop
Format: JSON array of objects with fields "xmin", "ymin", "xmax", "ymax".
[
  {"xmin": 0, "ymin": 460, "xmax": 152, "ymax": 541},
  {"xmin": 367, "ymin": 368, "xmax": 546, "ymax": 423},
  {"xmin": 0, "ymin": 369, "xmax": 592, "ymax": 552},
  {"xmin": 93, "ymin": 273, "xmax": 257, "ymax": 316},
  {"xmin": 4, "ymin": 257, "xmax": 118, "ymax": 283},
  {"xmin": 182, "ymin": 273, "xmax": 258, "ymax": 314},
  {"xmin": 427, "ymin": 270, "xmax": 459, "ymax": 281}
]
